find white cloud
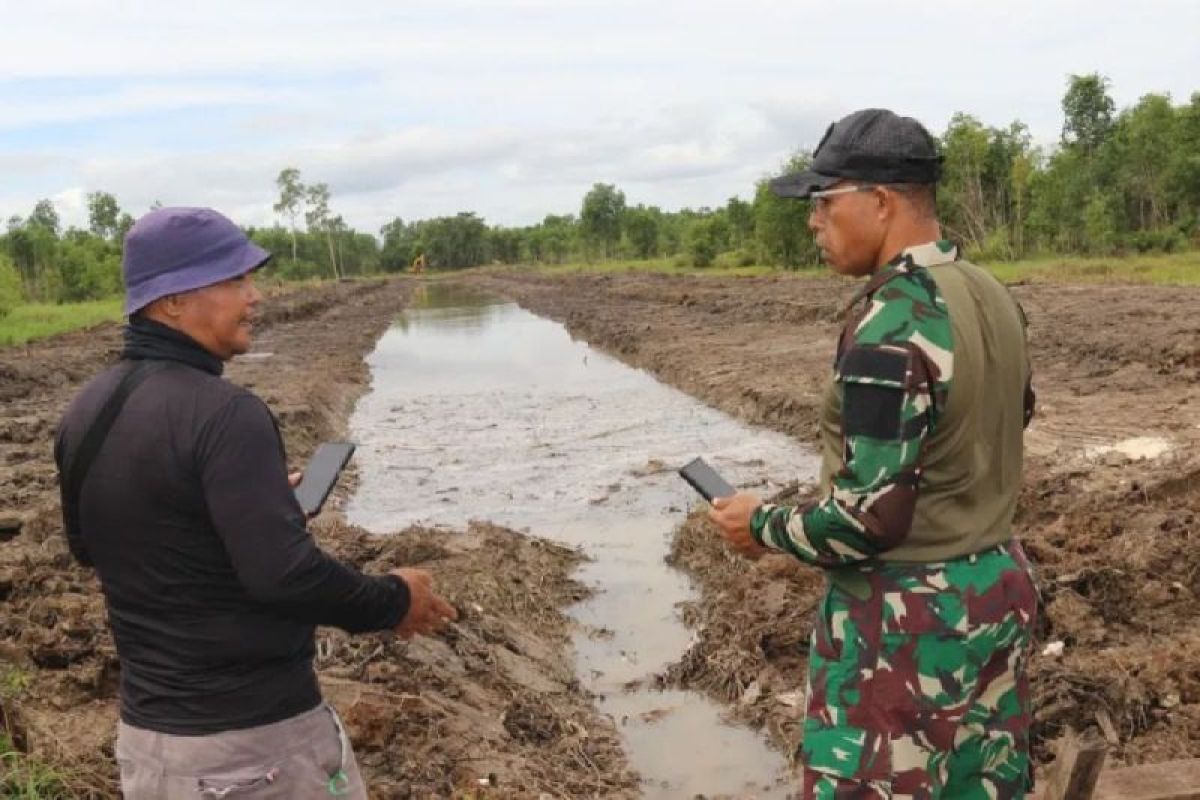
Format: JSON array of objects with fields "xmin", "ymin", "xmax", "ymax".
[
  {"xmin": 0, "ymin": 83, "xmax": 300, "ymax": 131},
  {"xmin": 33, "ymin": 98, "xmax": 818, "ymax": 232},
  {"xmin": 1, "ymin": 0, "xmax": 1198, "ymax": 232}
]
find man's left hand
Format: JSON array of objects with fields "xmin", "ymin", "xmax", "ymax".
[
  {"xmin": 288, "ymin": 471, "xmax": 302, "ymax": 488},
  {"xmin": 709, "ymin": 492, "xmax": 770, "ymax": 559}
]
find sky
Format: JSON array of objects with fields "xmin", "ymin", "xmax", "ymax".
[{"xmin": 2, "ymin": 0, "xmax": 1198, "ymax": 235}]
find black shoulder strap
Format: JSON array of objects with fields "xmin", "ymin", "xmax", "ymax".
[{"xmin": 61, "ymin": 360, "xmax": 170, "ymax": 566}]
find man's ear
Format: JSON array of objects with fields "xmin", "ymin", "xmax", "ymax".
[
  {"xmin": 147, "ymin": 294, "xmax": 186, "ymax": 321},
  {"xmin": 873, "ymin": 186, "xmax": 896, "ymax": 223}
]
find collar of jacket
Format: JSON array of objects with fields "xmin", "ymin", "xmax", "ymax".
[
  {"xmin": 846, "ymin": 239, "xmax": 960, "ymax": 313},
  {"xmin": 121, "ymin": 315, "xmax": 225, "ymax": 376}
]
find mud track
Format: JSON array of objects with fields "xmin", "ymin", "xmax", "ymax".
[
  {"xmin": 472, "ymin": 269, "xmax": 1200, "ymax": 776},
  {"xmin": 0, "ymin": 279, "xmax": 636, "ymax": 799}
]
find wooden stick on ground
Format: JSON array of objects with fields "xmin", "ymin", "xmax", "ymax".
[{"xmin": 1043, "ymin": 728, "xmax": 1108, "ymax": 800}]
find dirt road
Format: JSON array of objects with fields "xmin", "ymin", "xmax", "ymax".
[
  {"xmin": 473, "ymin": 269, "xmax": 1200, "ymax": 774},
  {"xmin": 0, "ymin": 279, "xmax": 636, "ymax": 798}
]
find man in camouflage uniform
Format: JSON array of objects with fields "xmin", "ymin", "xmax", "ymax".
[{"xmin": 710, "ymin": 109, "xmax": 1038, "ymax": 799}]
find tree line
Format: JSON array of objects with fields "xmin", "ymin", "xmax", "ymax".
[
  {"xmin": 3, "ymin": 72, "xmax": 1197, "ymax": 316},
  {"xmin": 418, "ymin": 74, "xmax": 1199, "ymax": 270}
]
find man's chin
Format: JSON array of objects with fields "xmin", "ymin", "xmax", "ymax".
[
  {"xmin": 826, "ymin": 255, "xmax": 873, "ymax": 278},
  {"xmin": 229, "ymin": 336, "xmax": 253, "ymax": 358},
  {"xmin": 824, "ymin": 255, "xmax": 849, "ymax": 274}
]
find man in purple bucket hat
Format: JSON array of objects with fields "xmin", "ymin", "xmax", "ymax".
[{"xmin": 54, "ymin": 207, "xmax": 456, "ymax": 798}]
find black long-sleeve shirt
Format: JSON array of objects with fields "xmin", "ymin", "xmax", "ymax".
[{"xmin": 55, "ymin": 351, "xmax": 408, "ymax": 734}]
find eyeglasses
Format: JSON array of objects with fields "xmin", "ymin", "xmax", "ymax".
[{"xmin": 809, "ymin": 184, "xmax": 877, "ymax": 212}]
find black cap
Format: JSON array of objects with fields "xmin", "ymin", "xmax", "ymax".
[{"xmin": 770, "ymin": 109, "xmax": 943, "ymax": 199}]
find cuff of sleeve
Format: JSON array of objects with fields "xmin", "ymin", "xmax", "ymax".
[
  {"xmin": 383, "ymin": 574, "xmax": 411, "ymax": 629},
  {"xmin": 750, "ymin": 504, "xmax": 774, "ymax": 548}
]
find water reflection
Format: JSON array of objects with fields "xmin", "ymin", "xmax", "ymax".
[{"xmin": 347, "ymin": 282, "xmax": 819, "ymax": 798}]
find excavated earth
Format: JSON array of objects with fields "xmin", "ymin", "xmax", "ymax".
[
  {"xmin": 471, "ymin": 268, "xmax": 1200, "ymax": 780},
  {"xmin": 3, "ymin": 267, "xmax": 1199, "ymax": 797},
  {"xmin": 0, "ymin": 279, "xmax": 636, "ymax": 799}
]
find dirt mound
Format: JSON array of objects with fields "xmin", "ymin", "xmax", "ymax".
[
  {"xmin": 320, "ymin": 520, "xmax": 635, "ymax": 798},
  {"xmin": 475, "ymin": 268, "xmax": 1200, "ymax": 776}
]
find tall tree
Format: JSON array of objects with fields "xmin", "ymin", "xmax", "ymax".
[
  {"xmin": 87, "ymin": 191, "xmax": 122, "ymax": 240},
  {"xmin": 725, "ymin": 196, "xmax": 754, "ymax": 249},
  {"xmin": 487, "ymin": 227, "xmax": 524, "ymax": 264},
  {"xmin": 420, "ymin": 213, "xmax": 488, "ymax": 269},
  {"xmin": 1113, "ymin": 93, "xmax": 1177, "ymax": 230},
  {"xmin": 622, "ymin": 205, "xmax": 660, "ymax": 259},
  {"xmin": 1168, "ymin": 92, "xmax": 1200, "ymax": 220},
  {"xmin": 939, "ymin": 114, "xmax": 992, "ymax": 251},
  {"xmin": 329, "ymin": 214, "xmax": 349, "ymax": 275},
  {"xmin": 1062, "ymin": 73, "xmax": 1116, "ymax": 153},
  {"xmin": 1009, "ymin": 147, "xmax": 1037, "ymax": 255},
  {"xmin": 116, "ymin": 213, "xmax": 136, "ymax": 242},
  {"xmin": 0, "ymin": 254, "xmax": 22, "ymax": 318},
  {"xmin": 379, "ymin": 217, "xmax": 418, "ymax": 273},
  {"xmin": 580, "ymin": 183, "xmax": 626, "ymax": 259},
  {"xmin": 304, "ymin": 182, "xmax": 340, "ymax": 280},
  {"xmin": 533, "ymin": 214, "xmax": 577, "ymax": 264},
  {"xmin": 273, "ymin": 167, "xmax": 306, "ymax": 263},
  {"xmin": 28, "ymin": 199, "xmax": 60, "ymax": 236},
  {"xmin": 753, "ymin": 154, "xmax": 817, "ymax": 269}
]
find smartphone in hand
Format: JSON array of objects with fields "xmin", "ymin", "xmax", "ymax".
[
  {"xmin": 294, "ymin": 442, "xmax": 356, "ymax": 516},
  {"xmin": 677, "ymin": 457, "xmax": 736, "ymax": 503}
]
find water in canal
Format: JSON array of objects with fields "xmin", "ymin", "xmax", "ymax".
[{"xmin": 346, "ymin": 283, "xmax": 819, "ymax": 798}]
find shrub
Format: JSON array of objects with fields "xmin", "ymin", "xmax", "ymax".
[{"xmin": 0, "ymin": 256, "xmax": 23, "ymax": 319}]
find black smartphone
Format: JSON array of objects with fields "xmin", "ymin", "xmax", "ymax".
[
  {"xmin": 294, "ymin": 442, "xmax": 356, "ymax": 516},
  {"xmin": 678, "ymin": 457, "xmax": 736, "ymax": 503}
]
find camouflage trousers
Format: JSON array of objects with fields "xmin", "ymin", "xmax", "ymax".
[{"xmin": 799, "ymin": 540, "xmax": 1038, "ymax": 800}]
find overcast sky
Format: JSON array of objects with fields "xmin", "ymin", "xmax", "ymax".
[{"xmin": 2, "ymin": 0, "xmax": 1197, "ymax": 234}]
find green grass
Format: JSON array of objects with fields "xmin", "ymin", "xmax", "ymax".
[
  {"xmin": 2, "ymin": 252, "xmax": 1192, "ymax": 350},
  {"xmin": 982, "ymin": 250, "xmax": 1200, "ymax": 286},
  {"xmin": 485, "ymin": 250, "xmax": 1200, "ymax": 286},
  {"xmin": 483, "ymin": 256, "xmax": 785, "ymax": 278},
  {"xmin": 0, "ymin": 298, "xmax": 123, "ymax": 347},
  {"xmin": 0, "ymin": 666, "xmax": 30, "ymax": 699},
  {"xmin": 0, "ymin": 662, "xmax": 69, "ymax": 799},
  {"xmin": 0, "ymin": 735, "xmax": 68, "ymax": 799}
]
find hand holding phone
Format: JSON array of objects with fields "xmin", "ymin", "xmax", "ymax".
[
  {"xmin": 678, "ymin": 457, "xmax": 736, "ymax": 503},
  {"xmin": 294, "ymin": 442, "xmax": 356, "ymax": 516},
  {"xmin": 679, "ymin": 457, "xmax": 767, "ymax": 558}
]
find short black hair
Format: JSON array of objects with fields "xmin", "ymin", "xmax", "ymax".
[{"xmin": 887, "ymin": 183, "xmax": 938, "ymax": 219}]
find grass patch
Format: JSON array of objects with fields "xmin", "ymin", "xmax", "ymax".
[
  {"xmin": 0, "ymin": 299, "xmax": 123, "ymax": 347},
  {"xmin": 979, "ymin": 251, "xmax": 1200, "ymax": 286},
  {"xmin": 0, "ymin": 735, "xmax": 69, "ymax": 800},
  {"xmin": 481, "ymin": 256, "xmax": 801, "ymax": 278},
  {"xmin": 0, "ymin": 662, "xmax": 69, "ymax": 799},
  {"xmin": 0, "ymin": 666, "xmax": 30, "ymax": 700},
  {"xmin": 479, "ymin": 250, "xmax": 1200, "ymax": 286}
]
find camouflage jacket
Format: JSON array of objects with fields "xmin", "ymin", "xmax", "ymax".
[{"xmin": 750, "ymin": 240, "xmax": 958, "ymax": 567}]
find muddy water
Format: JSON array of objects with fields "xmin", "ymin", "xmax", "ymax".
[{"xmin": 347, "ymin": 283, "xmax": 819, "ymax": 798}]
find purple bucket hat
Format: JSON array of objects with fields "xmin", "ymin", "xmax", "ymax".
[{"xmin": 122, "ymin": 207, "xmax": 271, "ymax": 315}]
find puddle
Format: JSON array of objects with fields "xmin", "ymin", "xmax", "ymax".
[
  {"xmin": 1086, "ymin": 436, "xmax": 1173, "ymax": 461},
  {"xmin": 347, "ymin": 283, "xmax": 819, "ymax": 798}
]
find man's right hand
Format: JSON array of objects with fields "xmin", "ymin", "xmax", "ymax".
[{"xmin": 391, "ymin": 568, "xmax": 458, "ymax": 640}]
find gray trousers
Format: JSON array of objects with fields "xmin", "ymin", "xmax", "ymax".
[{"xmin": 115, "ymin": 703, "xmax": 367, "ymax": 799}]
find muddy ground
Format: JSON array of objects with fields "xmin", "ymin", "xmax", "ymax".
[
  {"xmin": 472, "ymin": 269, "xmax": 1200, "ymax": 777},
  {"xmin": 0, "ymin": 279, "xmax": 636, "ymax": 798},
  {"xmin": 3, "ymin": 269, "xmax": 1198, "ymax": 797}
]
